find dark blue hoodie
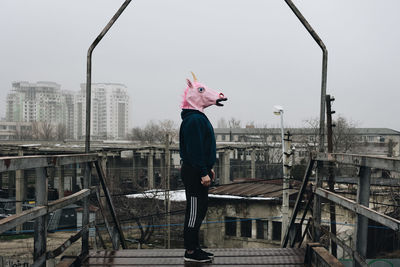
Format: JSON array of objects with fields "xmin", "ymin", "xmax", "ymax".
[{"xmin": 179, "ymin": 109, "xmax": 216, "ymax": 177}]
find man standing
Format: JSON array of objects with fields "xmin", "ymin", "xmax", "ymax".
[{"xmin": 179, "ymin": 73, "xmax": 227, "ymax": 262}]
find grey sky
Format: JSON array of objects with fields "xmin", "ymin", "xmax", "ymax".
[{"xmin": 1, "ymin": 0, "xmax": 399, "ymax": 130}]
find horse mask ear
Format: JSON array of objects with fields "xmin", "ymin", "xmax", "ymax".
[{"xmin": 186, "ymin": 79, "xmax": 193, "ymax": 89}]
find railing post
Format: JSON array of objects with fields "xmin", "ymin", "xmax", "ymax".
[
  {"xmin": 34, "ymin": 167, "xmax": 48, "ymax": 267},
  {"xmin": 81, "ymin": 162, "xmax": 92, "ymax": 256},
  {"xmin": 16, "ymin": 150, "xmax": 24, "ymax": 233},
  {"xmin": 354, "ymin": 166, "xmax": 371, "ymax": 267},
  {"xmin": 147, "ymin": 150, "xmax": 154, "ymax": 189}
]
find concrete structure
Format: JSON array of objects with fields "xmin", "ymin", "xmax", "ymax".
[
  {"xmin": 0, "ymin": 121, "xmax": 33, "ymax": 140},
  {"xmin": 214, "ymin": 127, "xmax": 400, "ymax": 161},
  {"xmin": 75, "ymin": 83, "xmax": 129, "ymax": 140}
]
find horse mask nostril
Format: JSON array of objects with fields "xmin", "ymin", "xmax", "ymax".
[{"xmin": 219, "ymin": 93, "xmax": 224, "ymax": 98}]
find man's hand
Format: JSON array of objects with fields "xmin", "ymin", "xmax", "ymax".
[
  {"xmin": 201, "ymin": 175, "xmax": 211, "ymax": 187},
  {"xmin": 210, "ymin": 169, "xmax": 215, "ymax": 181}
]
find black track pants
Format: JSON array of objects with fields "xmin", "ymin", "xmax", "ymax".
[{"xmin": 181, "ymin": 163, "xmax": 210, "ymax": 250}]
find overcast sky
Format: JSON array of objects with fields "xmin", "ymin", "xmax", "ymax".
[{"xmin": 1, "ymin": 0, "xmax": 399, "ymax": 130}]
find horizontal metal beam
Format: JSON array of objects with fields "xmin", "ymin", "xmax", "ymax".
[
  {"xmin": 0, "ymin": 189, "xmax": 93, "ymax": 234},
  {"xmin": 316, "ymin": 188, "xmax": 400, "ymax": 231},
  {"xmin": 317, "ymin": 153, "xmax": 400, "ymax": 171},
  {"xmin": 0, "ymin": 153, "xmax": 99, "ymax": 172}
]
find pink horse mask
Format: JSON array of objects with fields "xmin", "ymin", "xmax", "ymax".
[{"xmin": 181, "ymin": 72, "xmax": 227, "ymax": 113}]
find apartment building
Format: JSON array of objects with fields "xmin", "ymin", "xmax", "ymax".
[
  {"xmin": 6, "ymin": 81, "xmax": 73, "ymax": 136},
  {"xmin": 74, "ymin": 83, "xmax": 129, "ymax": 140}
]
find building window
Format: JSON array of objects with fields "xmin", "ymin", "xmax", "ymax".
[
  {"xmin": 240, "ymin": 219, "xmax": 252, "ymax": 238},
  {"xmin": 272, "ymin": 221, "xmax": 282, "ymax": 241},
  {"xmin": 222, "ymin": 135, "xmax": 226, "ymax": 141},
  {"xmin": 256, "ymin": 219, "xmax": 268, "ymax": 239},
  {"xmin": 225, "ymin": 216, "xmax": 237, "ymax": 236}
]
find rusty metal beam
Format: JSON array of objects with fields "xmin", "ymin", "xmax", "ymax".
[
  {"xmin": 317, "ymin": 152, "xmax": 400, "ymax": 171},
  {"xmin": 0, "ymin": 154, "xmax": 98, "ymax": 173},
  {"xmin": 316, "ymin": 188, "xmax": 400, "ymax": 231},
  {"xmin": 94, "ymin": 160, "xmax": 127, "ymax": 249},
  {"xmin": 282, "ymin": 158, "xmax": 315, "ymax": 247}
]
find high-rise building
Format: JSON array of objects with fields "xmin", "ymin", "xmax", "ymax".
[
  {"xmin": 74, "ymin": 83, "xmax": 129, "ymax": 140},
  {"xmin": 6, "ymin": 81, "xmax": 71, "ymax": 126}
]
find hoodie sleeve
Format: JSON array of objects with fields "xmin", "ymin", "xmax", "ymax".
[{"xmin": 183, "ymin": 115, "xmax": 209, "ymax": 177}]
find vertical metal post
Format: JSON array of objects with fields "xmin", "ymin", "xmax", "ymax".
[
  {"xmin": 147, "ymin": 150, "xmax": 154, "ymax": 189},
  {"xmin": 16, "ymin": 150, "xmax": 24, "ymax": 233},
  {"xmin": 85, "ymin": 0, "xmax": 132, "ymax": 153},
  {"xmin": 354, "ymin": 166, "xmax": 371, "ymax": 267},
  {"xmin": 82, "ymin": 162, "xmax": 92, "ymax": 255},
  {"xmin": 282, "ymin": 131, "xmax": 292, "ymax": 244},
  {"xmin": 284, "ymin": 0, "xmax": 328, "ymax": 152},
  {"xmin": 165, "ymin": 134, "xmax": 171, "ymax": 248},
  {"xmin": 251, "ymin": 149, "xmax": 256, "ymax": 178},
  {"xmin": 326, "ymin": 94, "xmax": 337, "ymax": 256},
  {"xmin": 284, "ymin": 1, "xmax": 328, "ymax": 243},
  {"xmin": 34, "ymin": 167, "xmax": 48, "ymax": 267}
]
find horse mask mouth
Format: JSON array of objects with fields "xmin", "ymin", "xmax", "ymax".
[{"xmin": 216, "ymin": 97, "xmax": 228, "ymax": 106}]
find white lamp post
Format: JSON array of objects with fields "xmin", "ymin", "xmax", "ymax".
[{"xmin": 273, "ymin": 105, "xmax": 289, "ymax": 244}]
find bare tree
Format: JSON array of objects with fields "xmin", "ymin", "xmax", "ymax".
[
  {"xmin": 332, "ymin": 116, "xmax": 357, "ymax": 153},
  {"xmin": 228, "ymin": 117, "xmax": 241, "ymax": 129},
  {"xmin": 40, "ymin": 121, "xmax": 55, "ymax": 140},
  {"xmin": 31, "ymin": 121, "xmax": 41, "ymax": 140},
  {"xmin": 129, "ymin": 120, "xmax": 177, "ymax": 144},
  {"xmin": 55, "ymin": 123, "xmax": 67, "ymax": 141},
  {"xmin": 14, "ymin": 123, "xmax": 33, "ymax": 140}
]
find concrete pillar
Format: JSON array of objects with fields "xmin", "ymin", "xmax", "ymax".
[
  {"xmin": 221, "ymin": 150, "xmax": 231, "ymax": 184},
  {"xmin": 8, "ymin": 171, "xmax": 15, "ymax": 198},
  {"xmin": 354, "ymin": 166, "xmax": 371, "ymax": 267},
  {"xmin": 57, "ymin": 165, "xmax": 65, "ymax": 198},
  {"xmin": 16, "ymin": 150, "xmax": 24, "ymax": 233},
  {"xmin": 132, "ymin": 150, "xmax": 136, "ymax": 182},
  {"xmin": 72, "ymin": 163, "xmax": 78, "ymax": 192},
  {"xmin": 251, "ymin": 149, "xmax": 256, "ymax": 179},
  {"xmin": 251, "ymin": 219, "xmax": 257, "ymax": 239},
  {"xmin": 147, "ymin": 150, "xmax": 154, "ymax": 189},
  {"xmin": 268, "ymin": 220, "xmax": 273, "ymax": 240}
]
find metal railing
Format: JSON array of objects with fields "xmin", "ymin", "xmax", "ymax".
[
  {"xmin": 283, "ymin": 152, "xmax": 400, "ymax": 267},
  {"xmin": 0, "ymin": 153, "xmax": 125, "ymax": 267}
]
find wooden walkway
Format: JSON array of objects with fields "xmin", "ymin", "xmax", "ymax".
[{"xmin": 82, "ymin": 248, "xmax": 306, "ymax": 266}]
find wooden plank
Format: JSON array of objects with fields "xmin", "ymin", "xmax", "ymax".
[
  {"xmin": 316, "ymin": 188, "xmax": 400, "ymax": 231},
  {"xmin": 0, "ymin": 206, "xmax": 47, "ymax": 234},
  {"xmin": 88, "ymin": 248, "xmax": 306, "ymax": 258},
  {"xmin": 317, "ymin": 153, "xmax": 400, "ymax": 171},
  {"xmin": 48, "ymin": 228, "xmax": 84, "ymax": 259},
  {"xmin": 49, "ymin": 189, "xmax": 91, "ymax": 212},
  {"xmin": 0, "ymin": 154, "xmax": 99, "ymax": 172},
  {"xmin": 84, "ymin": 255, "xmax": 304, "ymax": 265},
  {"xmin": 0, "ymin": 188, "xmax": 93, "ymax": 234}
]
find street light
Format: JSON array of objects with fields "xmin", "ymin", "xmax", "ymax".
[{"xmin": 273, "ymin": 105, "xmax": 289, "ymax": 244}]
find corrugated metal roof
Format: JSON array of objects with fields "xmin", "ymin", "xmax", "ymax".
[{"xmin": 209, "ymin": 179, "xmax": 299, "ymax": 200}]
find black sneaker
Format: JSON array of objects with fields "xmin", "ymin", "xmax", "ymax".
[
  {"xmin": 198, "ymin": 248, "xmax": 214, "ymax": 259},
  {"xmin": 184, "ymin": 250, "xmax": 212, "ymax": 263}
]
